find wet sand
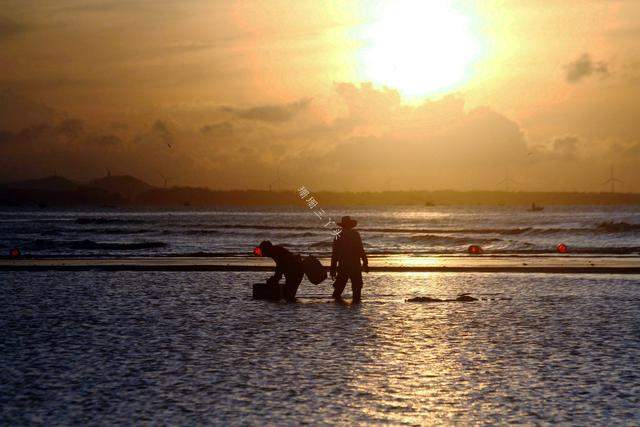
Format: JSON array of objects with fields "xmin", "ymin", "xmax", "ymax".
[{"xmin": 1, "ymin": 255, "xmax": 639, "ymax": 273}]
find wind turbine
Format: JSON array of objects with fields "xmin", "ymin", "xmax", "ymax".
[{"xmin": 603, "ymin": 165, "xmax": 623, "ymax": 193}]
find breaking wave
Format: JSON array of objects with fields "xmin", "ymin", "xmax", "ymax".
[
  {"xmin": 596, "ymin": 221, "xmax": 640, "ymax": 233},
  {"xmin": 75, "ymin": 217, "xmax": 147, "ymax": 225},
  {"xmin": 409, "ymin": 234, "xmax": 502, "ymax": 245},
  {"xmin": 24, "ymin": 239, "xmax": 167, "ymax": 251}
]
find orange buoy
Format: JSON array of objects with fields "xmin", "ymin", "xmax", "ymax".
[
  {"xmin": 468, "ymin": 245, "xmax": 483, "ymax": 255},
  {"xmin": 10, "ymin": 247, "xmax": 20, "ymax": 258},
  {"xmin": 556, "ymin": 243, "xmax": 568, "ymax": 254}
]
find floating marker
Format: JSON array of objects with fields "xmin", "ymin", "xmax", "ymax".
[
  {"xmin": 253, "ymin": 247, "xmax": 263, "ymax": 257},
  {"xmin": 468, "ymin": 245, "xmax": 483, "ymax": 255},
  {"xmin": 10, "ymin": 247, "xmax": 20, "ymax": 258},
  {"xmin": 556, "ymin": 243, "xmax": 568, "ymax": 253}
]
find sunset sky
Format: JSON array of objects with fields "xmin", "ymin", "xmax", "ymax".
[{"xmin": 1, "ymin": 0, "xmax": 640, "ymax": 191}]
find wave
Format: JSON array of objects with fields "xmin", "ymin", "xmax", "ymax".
[
  {"xmin": 75, "ymin": 217, "xmax": 147, "ymax": 225},
  {"xmin": 171, "ymin": 251, "xmax": 249, "ymax": 257},
  {"xmin": 309, "ymin": 240, "xmax": 333, "ymax": 248},
  {"xmin": 82, "ymin": 228, "xmax": 153, "ymax": 235},
  {"xmin": 154, "ymin": 223, "xmax": 640, "ymax": 236},
  {"xmin": 24, "ymin": 239, "xmax": 167, "ymax": 251},
  {"xmin": 596, "ymin": 221, "xmax": 640, "ymax": 233},
  {"xmin": 173, "ymin": 246, "xmax": 640, "ymax": 256},
  {"xmin": 341, "ymin": 247, "xmax": 640, "ymax": 256},
  {"xmin": 181, "ymin": 229, "xmax": 221, "ymax": 235},
  {"xmin": 69, "ymin": 220, "xmax": 640, "ymax": 236},
  {"xmin": 409, "ymin": 234, "xmax": 502, "ymax": 245},
  {"xmin": 281, "ymin": 232, "xmax": 318, "ymax": 238}
]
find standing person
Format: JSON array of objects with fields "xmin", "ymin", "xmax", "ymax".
[
  {"xmin": 254, "ymin": 240, "xmax": 304, "ymax": 302},
  {"xmin": 330, "ymin": 216, "xmax": 368, "ymax": 304}
]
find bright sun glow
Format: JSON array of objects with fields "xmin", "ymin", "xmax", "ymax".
[{"xmin": 358, "ymin": 1, "xmax": 482, "ymax": 99}]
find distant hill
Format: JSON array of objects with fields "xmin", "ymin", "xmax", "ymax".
[
  {"xmin": 4, "ymin": 175, "xmax": 79, "ymax": 192},
  {"xmin": 88, "ymin": 175, "xmax": 156, "ymax": 200}
]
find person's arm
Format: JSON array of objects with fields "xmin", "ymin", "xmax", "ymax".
[
  {"xmin": 357, "ymin": 232, "xmax": 368, "ymax": 272},
  {"xmin": 267, "ymin": 248, "xmax": 284, "ymax": 284}
]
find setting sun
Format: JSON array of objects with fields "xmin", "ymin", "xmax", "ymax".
[{"xmin": 357, "ymin": 1, "xmax": 482, "ymax": 98}]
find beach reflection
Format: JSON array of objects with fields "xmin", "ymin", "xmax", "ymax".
[{"xmin": 342, "ymin": 273, "xmax": 473, "ymax": 424}]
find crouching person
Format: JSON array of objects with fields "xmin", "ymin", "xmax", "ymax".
[{"xmin": 253, "ymin": 240, "xmax": 304, "ymax": 302}]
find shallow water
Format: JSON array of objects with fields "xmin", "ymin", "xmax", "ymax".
[{"xmin": 1, "ymin": 271, "xmax": 640, "ymax": 424}]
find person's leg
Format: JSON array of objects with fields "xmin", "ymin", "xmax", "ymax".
[
  {"xmin": 332, "ymin": 271, "xmax": 348, "ymax": 300},
  {"xmin": 350, "ymin": 270, "xmax": 363, "ymax": 304},
  {"xmin": 284, "ymin": 269, "xmax": 304, "ymax": 302}
]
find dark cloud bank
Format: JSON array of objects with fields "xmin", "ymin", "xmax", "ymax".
[{"xmin": 0, "ymin": 84, "xmax": 638, "ymax": 192}]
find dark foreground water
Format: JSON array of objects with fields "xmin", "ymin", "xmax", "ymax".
[{"xmin": 1, "ymin": 271, "xmax": 640, "ymax": 425}]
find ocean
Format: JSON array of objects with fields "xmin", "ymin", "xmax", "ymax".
[
  {"xmin": 1, "ymin": 205, "xmax": 640, "ymax": 258},
  {"xmin": 1, "ymin": 271, "xmax": 639, "ymax": 424},
  {"xmin": 2, "ymin": 205, "xmax": 640, "ymax": 424}
]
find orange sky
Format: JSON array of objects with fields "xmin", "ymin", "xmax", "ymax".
[{"xmin": 1, "ymin": 0, "xmax": 640, "ymax": 191}]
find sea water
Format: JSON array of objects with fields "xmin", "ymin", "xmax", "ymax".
[
  {"xmin": 1, "ymin": 205, "xmax": 639, "ymax": 258},
  {"xmin": 1, "ymin": 271, "xmax": 639, "ymax": 424}
]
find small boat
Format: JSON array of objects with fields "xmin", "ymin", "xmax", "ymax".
[{"xmin": 529, "ymin": 203, "xmax": 544, "ymax": 212}]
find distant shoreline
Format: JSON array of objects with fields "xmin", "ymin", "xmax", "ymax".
[
  {"xmin": 2, "ymin": 187, "xmax": 640, "ymax": 208},
  {"xmin": 1, "ymin": 174, "xmax": 639, "ymax": 207}
]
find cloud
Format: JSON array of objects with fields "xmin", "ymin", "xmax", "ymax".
[
  {"xmin": 88, "ymin": 134, "xmax": 122, "ymax": 145},
  {"xmin": 626, "ymin": 143, "xmax": 640, "ymax": 158},
  {"xmin": 552, "ymin": 136, "xmax": 579, "ymax": 160},
  {"xmin": 55, "ymin": 0, "xmax": 184, "ymax": 15},
  {"xmin": 0, "ymin": 111, "xmax": 116, "ymax": 149},
  {"xmin": 1, "ymin": 85, "xmax": 638, "ymax": 191},
  {"xmin": 565, "ymin": 53, "xmax": 609, "ymax": 83},
  {"xmin": 222, "ymin": 98, "xmax": 311, "ymax": 122},
  {"xmin": 201, "ymin": 121, "xmax": 234, "ymax": 137},
  {"xmin": 0, "ymin": 130, "xmax": 12, "ymax": 145},
  {"xmin": 0, "ymin": 17, "xmax": 26, "ymax": 41},
  {"xmin": 335, "ymin": 82, "xmax": 403, "ymax": 123},
  {"xmin": 0, "ymin": 88, "xmax": 59, "ymax": 130},
  {"xmin": 152, "ymin": 119, "xmax": 171, "ymax": 135},
  {"xmin": 58, "ymin": 119, "xmax": 84, "ymax": 138},
  {"xmin": 0, "ymin": 119, "xmax": 84, "ymax": 146},
  {"xmin": 150, "ymin": 120, "xmax": 175, "ymax": 146}
]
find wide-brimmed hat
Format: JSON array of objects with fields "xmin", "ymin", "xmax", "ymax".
[{"xmin": 337, "ymin": 215, "xmax": 357, "ymax": 228}]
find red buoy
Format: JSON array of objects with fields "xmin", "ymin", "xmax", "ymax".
[
  {"xmin": 556, "ymin": 243, "xmax": 568, "ymax": 254},
  {"xmin": 253, "ymin": 247, "xmax": 263, "ymax": 257},
  {"xmin": 10, "ymin": 247, "xmax": 20, "ymax": 258},
  {"xmin": 468, "ymin": 245, "xmax": 483, "ymax": 255}
]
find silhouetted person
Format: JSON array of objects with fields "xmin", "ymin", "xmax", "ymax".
[
  {"xmin": 256, "ymin": 240, "xmax": 304, "ymax": 302},
  {"xmin": 330, "ymin": 216, "xmax": 368, "ymax": 303}
]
